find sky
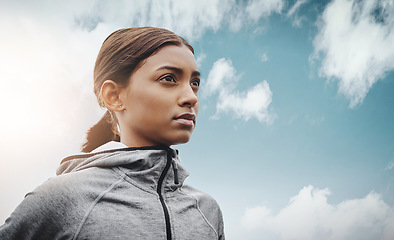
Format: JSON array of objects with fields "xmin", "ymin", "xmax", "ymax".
[{"xmin": 0, "ymin": 0, "xmax": 393, "ymax": 239}]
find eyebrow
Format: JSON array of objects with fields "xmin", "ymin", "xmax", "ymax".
[{"xmin": 156, "ymin": 65, "xmax": 200, "ymax": 77}]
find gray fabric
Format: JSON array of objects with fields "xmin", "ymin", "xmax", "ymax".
[{"xmin": 0, "ymin": 147, "xmax": 224, "ymax": 239}]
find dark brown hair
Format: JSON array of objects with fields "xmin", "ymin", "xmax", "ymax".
[{"xmin": 81, "ymin": 27, "xmax": 194, "ymax": 152}]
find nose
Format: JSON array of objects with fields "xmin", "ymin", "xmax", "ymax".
[{"xmin": 178, "ymin": 84, "xmax": 198, "ymax": 108}]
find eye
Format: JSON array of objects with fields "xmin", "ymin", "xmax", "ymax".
[
  {"xmin": 159, "ymin": 75, "xmax": 176, "ymax": 83},
  {"xmin": 191, "ymin": 79, "xmax": 200, "ymax": 87}
]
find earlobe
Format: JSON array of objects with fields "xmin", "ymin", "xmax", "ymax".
[{"xmin": 100, "ymin": 80, "xmax": 124, "ymax": 112}]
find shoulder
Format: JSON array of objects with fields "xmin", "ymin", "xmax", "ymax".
[
  {"xmin": 31, "ymin": 167, "xmax": 123, "ymax": 208},
  {"xmin": 0, "ymin": 167, "xmax": 122, "ymax": 239},
  {"xmin": 0, "ymin": 174, "xmax": 84, "ymax": 239},
  {"xmin": 181, "ymin": 184, "xmax": 221, "ymax": 209},
  {"xmin": 180, "ymin": 184, "xmax": 225, "ymax": 236},
  {"xmin": 6, "ymin": 169, "xmax": 106, "ymax": 222},
  {"xmin": 42, "ymin": 166, "xmax": 118, "ymax": 191}
]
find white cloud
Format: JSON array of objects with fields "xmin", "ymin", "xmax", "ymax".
[
  {"xmin": 286, "ymin": 0, "xmax": 309, "ymax": 27},
  {"xmin": 217, "ymin": 82, "xmax": 274, "ymax": 123},
  {"xmin": 385, "ymin": 161, "xmax": 394, "ymax": 171},
  {"xmin": 261, "ymin": 53, "xmax": 269, "ymax": 62},
  {"xmin": 228, "ymin": 0, "xmax": 285, "ymax": 32},
  {"xmin": 0, "ymin": 0, "xmax": 286, "ymax": 44},
  {"xmin": 196, "ymin": 53, "xmax": 207, "ymax": 68},
  {"xmin": 312, "ymin": 0, "xmax": 394, "ymax": 108},
  {"xmin": 287, "ymin": 0, "xmax": 308, "ymax": 17},
  {"xmin": 204, "ymin": 58, "xmax": 239, "ymax": 97},
  {"xmin": 67, "ymin": 0, "xmax": 230, "ymax": 40},
  {"xmin": 304, "ymin": 114, "xmax": 325, "ymax": 126},
  {"xmin": 204, "ymin": 58, "xmax": 275, "ymax": 124},
  {"xmin": 246, "ymin": 0, "xmax": 284, "ymax": 22},
  {"xmin": 71, "ymin": 0, "xmax": 285, "ymax": 40},
  {"xmin": 241, "ymin": 185, "xmax": 394, "ymax": 240}
]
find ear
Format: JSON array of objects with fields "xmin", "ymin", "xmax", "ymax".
[{"xmin": 100, "ymin": 80, "xmax": 125, "ymax": 112}]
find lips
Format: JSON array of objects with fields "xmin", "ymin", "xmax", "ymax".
[{"xmin": 174, "ymin": 113, "xmax": 196, "ymax": 126}]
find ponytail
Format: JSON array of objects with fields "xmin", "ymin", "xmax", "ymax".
[{"xmin": 81, "ymin": 111, "xmax": 120, "ymax": 153}]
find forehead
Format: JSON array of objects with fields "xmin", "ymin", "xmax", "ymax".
[{"xmin": 140, "ymin": 45, "xmax": 198, "ymax": 72}]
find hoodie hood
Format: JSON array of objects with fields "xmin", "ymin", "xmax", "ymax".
[{"xmin": 56, "ymin": 144, "xmax": 189, "ymax": 191}]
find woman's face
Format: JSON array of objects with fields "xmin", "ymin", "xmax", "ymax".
[{"xmin": 118, "ymin": 44, "xmax": 200, "ymax": 147}]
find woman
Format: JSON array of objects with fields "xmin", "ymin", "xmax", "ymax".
[{"xmin": 0, "ymin": 27, "xmax": 225, "ymax": 240}]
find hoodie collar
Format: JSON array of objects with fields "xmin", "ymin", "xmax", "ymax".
[
  {"xmin": 57, "ymin": 143, "xmax": 189, "ymax": 192},
  {"xmin": 90, "ymin": 141, "xmax": 128, "ymax": 153}
]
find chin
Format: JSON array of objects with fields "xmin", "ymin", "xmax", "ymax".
[{"xmin": 166, "ymin": 133, "xmax": 192, "ymax": 146}]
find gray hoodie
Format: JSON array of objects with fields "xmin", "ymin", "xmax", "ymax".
[{"xmin": 0, "ymin": 145, "xmax": 225, "ymax": 239}]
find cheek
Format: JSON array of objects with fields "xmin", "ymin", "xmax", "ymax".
[{"xmin": 128, "ymin": 90, "xmax": 173, "ymax": 122}]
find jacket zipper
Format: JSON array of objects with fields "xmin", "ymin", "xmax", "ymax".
[
  {"xmin": 157, "ymin": 150, "xmax": 173, "ymax": 240},
  {"xmin": 172, "ymin": 159, "xmax": 179, "ymax": 185}
]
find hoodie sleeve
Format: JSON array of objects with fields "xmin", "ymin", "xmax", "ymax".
[
  {"xmin": 218, "ymin": 207, "xmax": 225, "ymax": 240},
  {"xmin": 0, "ymin": 178, "xmax": 82, "ymax": 240},
  {"xmin": 0, "ymin": 192, "xmax": 59, "ymax": 239},
  {"xmin": 181, "ymin": 185, "xmax": 225, "ymax": 240}
]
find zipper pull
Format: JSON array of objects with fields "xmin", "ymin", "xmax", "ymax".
[{"xmin": 172, "ymin": 159, "xmax": 179, "ymax": 185}]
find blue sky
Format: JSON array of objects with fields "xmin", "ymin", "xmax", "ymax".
[{"xmin": 0, "ymin": 0, "xmax": 393, "ymax": 239}]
